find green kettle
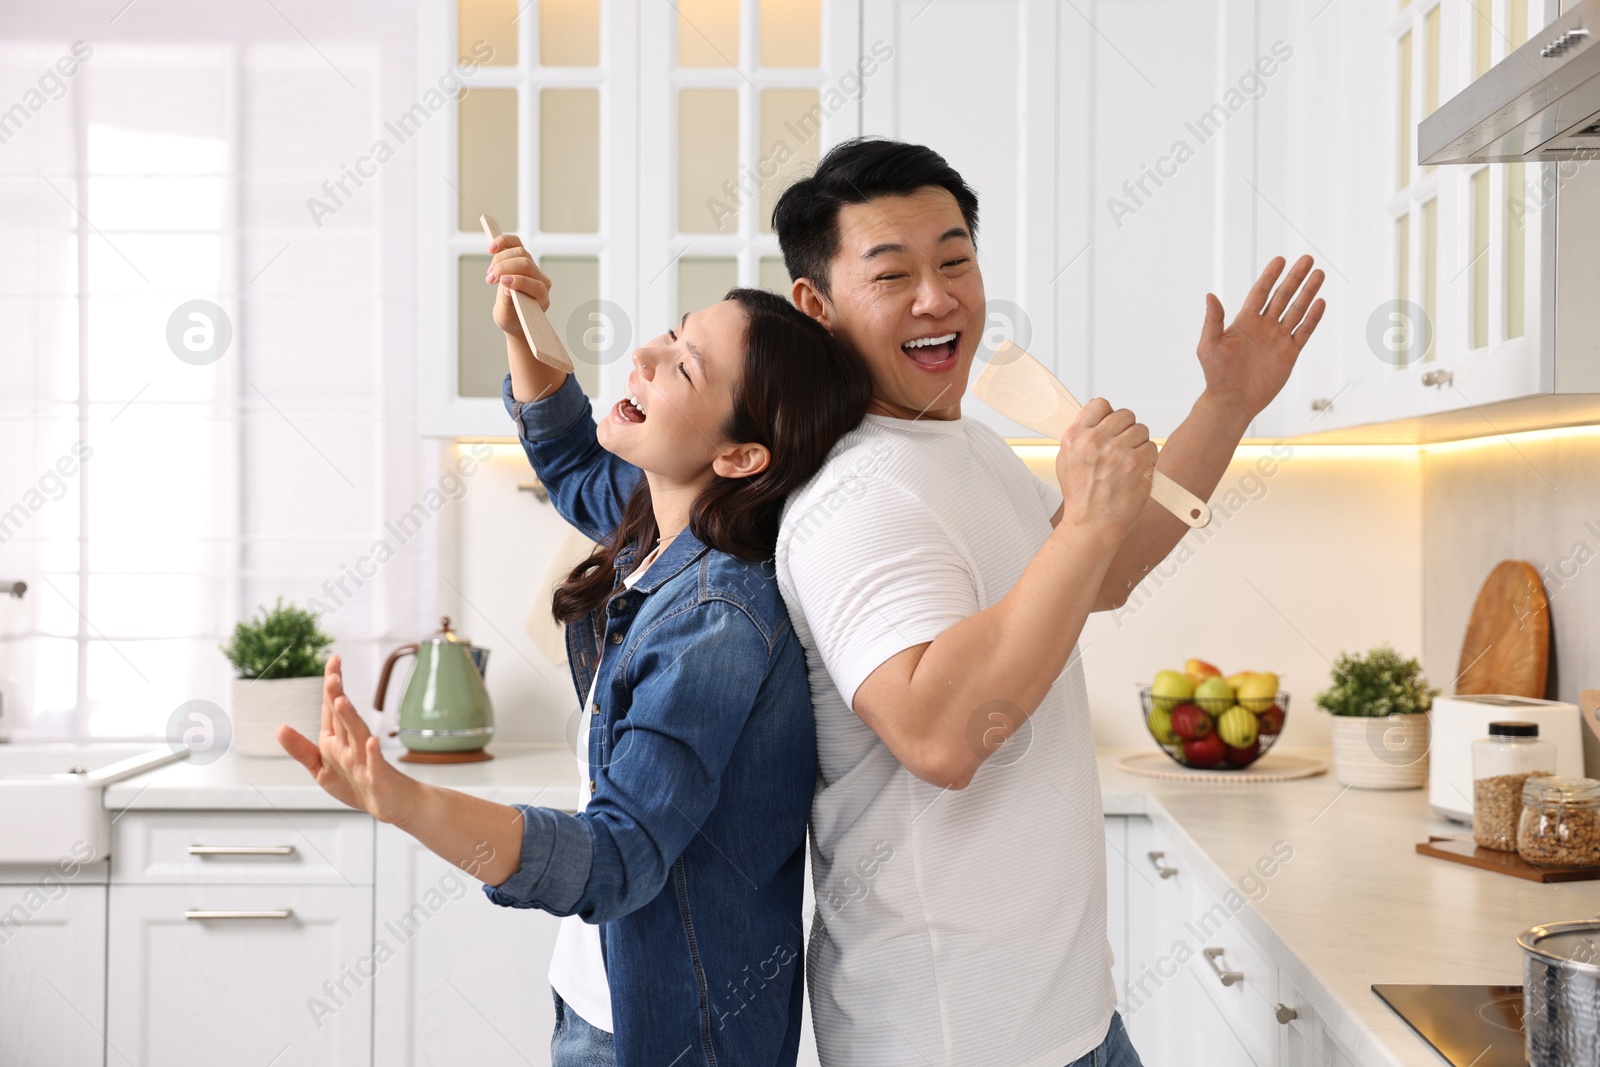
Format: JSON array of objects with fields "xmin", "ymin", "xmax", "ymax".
[{"xmin": 375, "ymin": 617, "xmax": 495, "ymax": 763}]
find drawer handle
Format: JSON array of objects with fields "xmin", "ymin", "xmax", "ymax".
[
  {"xmin": 1147, "ymin": 851, "xmax": 1178, "ymax": 879},
  {"xmin": 1276, "ymin": 1003, "xmax": 1299, "ymax": 1025},
  {"xmin": 1203, "ymin": 947, "xmax": 1244, "ymax": 986},
  {"xmin": 184, "ymin": 909, "xmax": 295, "ymax": 921},
  {"xmin": 187, "ymin": 845, "xmax": 296, "ymax": 857}
]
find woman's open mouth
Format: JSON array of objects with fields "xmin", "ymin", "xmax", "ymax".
[
  {"xmin": 613, "ymin": 395, "xmax": 647, "ymax": 424},
  {"xmin": 901, "ymin": 332, "xmax": 960, "ymax": 372}
]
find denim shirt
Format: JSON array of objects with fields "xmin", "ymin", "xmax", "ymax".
[{"xmin": 484, "ymin": 373, "xmax": 815, "ymax": 1067}]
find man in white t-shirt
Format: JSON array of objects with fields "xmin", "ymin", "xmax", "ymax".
[{"xmin": 770, "ymin": 140, "xmax": 1325, "ymax": 1067}]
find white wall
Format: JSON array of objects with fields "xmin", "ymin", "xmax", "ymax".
[{"xmin": 449, "ymin": 438, "xmax": 1427, "ymax": 754}]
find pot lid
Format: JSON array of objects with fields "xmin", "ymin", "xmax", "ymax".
[
  {"xmin": 428, "ymin": 616, "xmax": 471, "ymax": 646},
  {"xmin": 1518, "ymin": 920, "xmax": 1600, "ymax": 976}
]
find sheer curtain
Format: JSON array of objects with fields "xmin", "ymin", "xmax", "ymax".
[{"xmin": 0, "ymin": 3, "xmax": 437, "ymax": 742}]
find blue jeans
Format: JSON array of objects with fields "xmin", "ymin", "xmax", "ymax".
[
  {"xmin": 1065, "ymin": 1012, "xmax": 1144, "ymax": 1067},
  {"xmin": 551, "ymin": 989, "xmax": 615, "ymax": 1067}
]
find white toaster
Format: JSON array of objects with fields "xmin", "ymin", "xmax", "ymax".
[{"xmin": 1428, "ymin": 694, "xmax": 1585, "ymax": 823}]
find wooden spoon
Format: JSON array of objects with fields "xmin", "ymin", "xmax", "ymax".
[
  {"xmin": 479, "ymin": 214, "xmax": 574, "ymax": 372},
  {"xmin": 973, "ymin": 341, "xmax": 1212, "ymax": 528}
]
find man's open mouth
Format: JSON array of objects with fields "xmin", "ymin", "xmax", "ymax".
[{"xmin": 901, "ymin": 332, "xmax": 960, "ymax": 370}]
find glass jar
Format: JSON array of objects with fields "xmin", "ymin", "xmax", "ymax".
[
  {"xmin": 1517, "ymin": 776, "xmax": 1600, "ymax": 869},
  {"xmin": 1472, "ymin": 722, "xmax": 1556, "ymax": 851}
]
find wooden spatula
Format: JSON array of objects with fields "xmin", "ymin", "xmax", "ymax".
[
  {"xmin": 479, "ymin": 214, "xmax": 574, "ymax": 372},
  {"xmin": 974, "ymin": 341, "xmax": 1212, "ymax": 528}
]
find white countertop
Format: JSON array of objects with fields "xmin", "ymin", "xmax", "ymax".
[
  {"xmin": 103, "ymin": 743, "xmax": 1591, "ymax": 1066},
  {"xmin": 1096, "ymin": 748, "xmax": 1592, "ymax": 1067},
  {"xmin": 102, "ymin": 741, "xmax": 584, "ymax": 813}
]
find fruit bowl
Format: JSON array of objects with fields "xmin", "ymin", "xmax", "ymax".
[{"xmin": 1138, "ymin": 684, "xmax": 1289, "ymax": 770}]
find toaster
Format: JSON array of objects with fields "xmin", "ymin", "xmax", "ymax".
[{"xmin": 1428, "ymin": 694, "xmax": 1584, "ymax": 823}]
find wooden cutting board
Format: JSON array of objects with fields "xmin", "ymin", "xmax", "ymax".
[{"xmin": 1456, "ymin": 560, "xmax": 1549, "ymax": 698}]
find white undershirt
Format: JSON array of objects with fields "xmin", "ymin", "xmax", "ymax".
[{"xmin": 547, "ymin": 542, "xmax": 663, "ymax": 1032}]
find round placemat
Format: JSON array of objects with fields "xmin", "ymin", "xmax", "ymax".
[{"xmin": 1115, "ymin": 751, "xmax": 1327, "ymax": 783}]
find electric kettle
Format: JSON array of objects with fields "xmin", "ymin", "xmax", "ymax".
[{"xmin": 375, "ymin": 617, "xmax": 495, "ymax": 763}]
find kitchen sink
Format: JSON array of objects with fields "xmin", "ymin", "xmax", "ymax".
[{"xmin": 0, "ymin": 744, "xmax": 187, "ymax": 864}]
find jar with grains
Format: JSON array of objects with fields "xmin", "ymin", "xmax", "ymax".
[
  {"xmin": 1517, "ymin": 776, "xmax": 1600, "ymax": 869},
  {"xmin": 1472, "ymin": 721, "xmax": 1556, "ymax": 851}
]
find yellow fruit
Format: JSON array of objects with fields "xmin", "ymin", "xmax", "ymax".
[
  {"xmin": 1217, "ymin": 705, "xmax": 1259, "ymax": 748},
  {"xmin": 1147, "ymin": 705, "xmax": 1176, "ymax": 745},
  {"xmin": 1151, "ymin": 670, "xmax": 1195, "ymax": 712},
  {"xmin": 1226, "ymin": 671, "xmax": 1256, "ymax": 690},
  {"xmin": 1194, "ymin": 676, "xmax": 1235, "ymax": 717},
  {"xmin": 1237, "ymin": 672, "xmax": 1280, "ymax": 712}
]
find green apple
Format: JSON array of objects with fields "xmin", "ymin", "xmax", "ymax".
[
  {"xmin": 1217, "ymin": 704, "xmax": 1259, "ymax": 748},
  {"xmin": 1147, "ymin": 704, "xmax": 1176, "ymax": 745},
  {"xmin": 1237, "ymin": 672, "xmax": 1279, "ymax": 712},
  {"xmin": 1150, "ymin": 669, "xmax": 1195, "ymax": 712},
  {"xmin": 1194, "ymin": 676, "xmax": 1235, "ymax": 717}
]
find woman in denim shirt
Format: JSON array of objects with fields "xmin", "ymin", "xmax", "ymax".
[{"xmin": 279, "ymin": 231, "xmax": 870, "ymax": 1067}]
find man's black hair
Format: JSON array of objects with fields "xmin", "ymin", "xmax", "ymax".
[{"xmin": 771, "ymin": 138, "xmax": 979, "ymax": 299}]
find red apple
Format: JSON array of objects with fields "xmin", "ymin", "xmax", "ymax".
[
  {"xmin": 1170, "ymin": 702, "xmax": 1212, "ymax": 741},
  {"xmin": 1224, "ymin": 739, "xmax": 1261, "ymax": 766},
  {"xmin": 1183, "ymin": 733, "xmax": 1227, "ymax": 768},
  {"xmin": 1256, "ymin": 705, "xmax": 1286, "ymax": 736}
]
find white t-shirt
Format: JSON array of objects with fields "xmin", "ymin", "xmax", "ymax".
[
  {"xmin": 547, "ymin": 544, "xmax": 661, "ymax": 1031},
  {"xmin": 774, "ymin": 413, "xmax": 1116, "ymax": 1067}
]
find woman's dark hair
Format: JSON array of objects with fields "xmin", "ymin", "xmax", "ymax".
[
  {"xmin": 551, "ymin": 287, "xmax": 872, "ymax": 625},
  {"xmin": 771, "ymin": 137, "xmax": 980, "ymax": 299}
]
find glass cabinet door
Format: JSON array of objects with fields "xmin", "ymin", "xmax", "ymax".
[
  {"xmin": 423, "ymin": 0, "xmax": 858, "ymax": 437},
  {"xmin": 637, "ymin": 0, "xmax": 862, "ymax": 353},
  {"xmin": 421, "ymin": 0, "xmax": 637, "ymax": 436}
]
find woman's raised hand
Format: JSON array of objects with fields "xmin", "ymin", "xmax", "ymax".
[
  {"xmin": 487, "ymin": 232, "xmax": 567, "ymax": 402},
  {"xmin": 487, "ymin": 232, "xmax": 553, "ymax": 337},
  {"xmin": 277, "ymin": 655, "xmax": 422, "ymax": 826}
]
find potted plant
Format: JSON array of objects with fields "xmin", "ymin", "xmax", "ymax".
[
  {"xmin": 1316, "ymin": 644, "xmax": 1439, "ymax": 789},
  {"xmin": 221, "ymin": 598, "xmax": 333, "ymax": 758}
]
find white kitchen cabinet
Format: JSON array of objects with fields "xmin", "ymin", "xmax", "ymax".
[
  {"xmin": 0, "ymin": 881, "xmax": 107, "ymax": 1067},
  {"xmin": 371, "ymin": 822, "xmax": 562, "ymax": 1066},
  {"xmin": 1275, "ymin": 971, "xmax": 1361, "ymax": 1067},
  {"xmin": 1121, "ymin": 816, "xmax": 1264, "ymax": 1067},
  {"xmin": 1252, "ymin": 0, "xmax": 1595, "ymax": 441},
  {"xmin": 106, "ymin": 884, "xmax": 374, "ymax": 1066},
  {"xmin": 421, "ymin": 0, "xmax": 866, "ymax": 437}
]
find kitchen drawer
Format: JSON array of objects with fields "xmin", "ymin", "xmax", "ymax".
[
  {"xmin": 111, "ymin": 810, "xmax": 374, "ymax": 885},
  {"xmin": 107, "ymin": 883, "xmax": 372, "ymax": 1065},
  {"xmin": 1181, "ymin": 876, "xmax": 1277, "ymax": 1067}
]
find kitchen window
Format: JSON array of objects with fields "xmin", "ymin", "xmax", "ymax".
[{"xmin": 1, "ymin": 12, "xmax": 435, "ymax": 742}]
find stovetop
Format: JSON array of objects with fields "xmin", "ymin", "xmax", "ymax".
[{"xmin": 1372, "ymin": 984, "xmax": 1526, "ymax": 1067}]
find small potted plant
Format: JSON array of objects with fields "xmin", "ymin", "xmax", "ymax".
[
  {"xmin": 222, "ymin": 598, "xmax": 333, "ymax": 758},
  {"xmin": 1316, "ymin": 644, "xmax": 1439, "ymax": 789}
]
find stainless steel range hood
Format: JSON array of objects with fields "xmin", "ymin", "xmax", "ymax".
[{"xmin": 1420, "ymin": 0, "xmax": 1600, "ymax": 164}]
